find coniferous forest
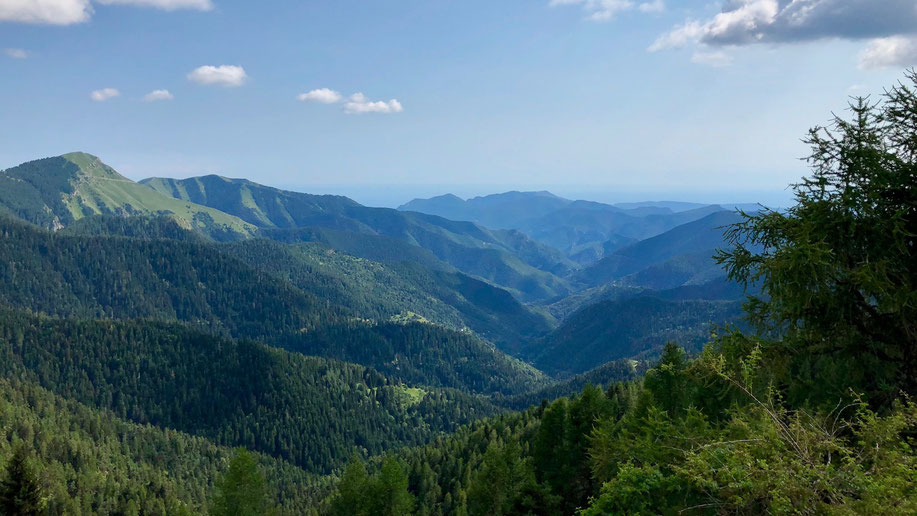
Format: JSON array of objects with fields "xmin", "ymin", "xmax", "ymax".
[{"xmin": 0, "ymin": 63, "xmax": 915, "ymax": 516}]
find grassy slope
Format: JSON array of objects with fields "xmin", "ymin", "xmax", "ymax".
[{"xmin": 0, "ymin": 153, "xmax": 256, "ymax": 240}]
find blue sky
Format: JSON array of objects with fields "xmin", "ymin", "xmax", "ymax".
[{"xmin": 1, "ymin": 0, "xmax": 915, "ymax": 206}]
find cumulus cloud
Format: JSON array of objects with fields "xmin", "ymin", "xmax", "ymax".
[
  {"xmin": 0, "ymin": 0, "xmax": 93, "ymax": 25},
  {"xmin": 691, "ymin": 50, "xmax": 733, "ymax": 67},
  {"xmin": 95, "ymin": 0, "xmax": 212, "ymax": 10},
  {"xmin": 143, "ymin": 89, "xmax": 174, "ymax": 101},
  {"xmin": 859, "ymin": 36, "xmax": 917, "ymax": 70},
  {"xmin": 344, "ymin": 93, "xmax": 403, "ymax": 115},
  {"xmin": 3, "ymin": 48, "xmax": 28, "ymax": 58},
  {"xmin": 90, "ymin": 88, "xmax": 120, "ymax": 101},
  {"xmin": 187, "ymin": 65, "xmax": 247, "ymax": 87},
  {"xmin": 652, "ymin": 0, "xmax": 917, "ymax": 49},
  {"xmin": 297, "ymin": 88, "xmax": 342, "ymax": 104}
]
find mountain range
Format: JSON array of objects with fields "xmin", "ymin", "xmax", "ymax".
[
  {"xmin": 0, "ymin": 151, "xmax": 755, "ymax": 511},
  {"xmin": 399, "ymin": 191, "xmax": 759, "ymax": 265}
]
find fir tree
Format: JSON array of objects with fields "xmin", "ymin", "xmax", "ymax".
[{"xmin": 0, "ymin": 444, "xmax": 44, "ymax": 516}]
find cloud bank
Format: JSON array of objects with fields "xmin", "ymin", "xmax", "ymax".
[
  {"xmin": 187, "ymin": 65, "xmax": 247, "ymax": 87},
  {"xmin": 650, "ymin": 0, "xmax": 917, "ymax": 70}
]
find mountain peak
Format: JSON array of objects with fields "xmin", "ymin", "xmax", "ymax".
[{"xmin": 61, "ymin": 152, "xmax": 129, "ymax": 181}]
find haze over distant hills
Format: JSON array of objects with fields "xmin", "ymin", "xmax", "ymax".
[{"xmin": 399, "ymin": 191, "xmax": 758, "ymax": 265}]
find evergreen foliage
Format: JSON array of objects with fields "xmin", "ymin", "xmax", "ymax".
[
  {"xmin": 211, "ymin": 449, "xmax": 277, "ymax": 516},
  {"xmin": 0, "ymin": 444, "xmax": 44, "ymax": 516},
  {"xmin": 0, "ymin": 309, "xmax": 499, "ymax": 474}
]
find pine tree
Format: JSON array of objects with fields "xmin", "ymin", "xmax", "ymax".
[
  {"xmin": 372, "ymin": 457, "xmax": 415, "ymax": 516},
  {"xmin": 329, "ymin": 455, "xmax": 371, "ymax": 516},
  {"xmin": 210, "ymin": 448, "xmax": 274, "ymax": 516},
  {"xmin": 0, "ymin": 444, "xmax": 44, "ymax": 516}
]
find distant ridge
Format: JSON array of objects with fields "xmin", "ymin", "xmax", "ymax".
[
  {"xmin": 142, "ymin": 175, "xmax": 578, "ymax": 301},
  {"xmin": 399, "ymin": 191, "xmax": 740, "ymax": 265}
]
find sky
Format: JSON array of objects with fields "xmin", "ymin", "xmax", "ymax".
[{"xmin": 1, "ymin": 0, "xmax": 916, "ymax": 207}]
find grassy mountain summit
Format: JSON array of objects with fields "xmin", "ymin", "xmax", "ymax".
[{"xmin": 0, "ymin": 153, "xmax": 256, "ymax": 240}]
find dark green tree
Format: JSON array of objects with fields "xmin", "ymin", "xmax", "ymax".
[
  {"xmin": 717, "ymin": 71, "xmax": 917, "ymax": 407},
  {"xmin": 330, "ymin": 455, "xmax": 415, "ymax": 516},
  {"xmin": 329, "ymin": 455, "xmax": 371, "ymax": 516},
  {"xmin": 370, "ymin": 457, "xmax": 415, "ymax": 516},
  {"xmin": 210, "ymin": 448, "xmax": 275, "ymax": 516},
  {"xmin": 642, "ymin": 343, "xmax": 689, "ymax": 418},
  {"xmin": 0, "ymin": 444, "xmax": 44, "ymax": 516},
  {"xmin": 467, "ymin": 442, "xmax": 538, "ymax": 516}
]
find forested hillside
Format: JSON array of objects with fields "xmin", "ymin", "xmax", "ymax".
[
  {"xmin": 0, "ymin": 215, "xmax": 338, "ymax": 339},
  {"xmin": 0, "ymin": 376, "xmax": 328, "ymax": 514},
  {"xmin": 0, "ymin": 310, "xmax": 499, "ymax": 474},
  {"xmin": 524, "ymin": 296, "xmax": 742, "ymax": 376},
  {"xmin": 219, "ymin": 238, "xmax": 554, "ymax": 350},
  {"xmin": 0, "ymin": 216, "xmax": 550, "ymax": 395}
]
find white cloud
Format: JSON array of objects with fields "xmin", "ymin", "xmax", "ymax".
[
  {"xmin": 0, "ymin": 0, "xmax": 213, "ymax": 24},
  {"xmin": 550, "ymin": 0, "xmax": 633, "ymax": 22},
  {"xmin": 0, "ymin": 0, "xmax": 92, "ymax": 25},
  {"xmin": 90, "ymin": 88, "xmax": 120, "ymax": 101},
  {"xmin": 859, "ymin": 36, "xmax": 917, "ymax": 70},
  {"xmin": 187, "ymin": 65, "xmax": 247, "ymax": 87},
  {"xmin": 143, "ymin": 89, "xmax": 174, "ymax": 102},
  {"xmin": 344, "ymin": 93, "xmax": 403, "ymax": 115},
  {"xmin": 297, "ymin": 88, "xmax": 342, "ymax": 104},
  {"xmin": 95, "ymin": 0, "xmax": 212, "ymax": 10},
  {"xmin": 3, "ymin": 48, "xmax": 28, "ymax": 58},
  {"xmin": 648, "ymin": 20, "xmax": 703, "ymax": 52},
  {"xmin": 638, "ymin": 0, "xmax": 664, "ymax": 14},
  {"xmin": 691, "ymin": 50, "xmax": 733, "ymax": 67}
]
